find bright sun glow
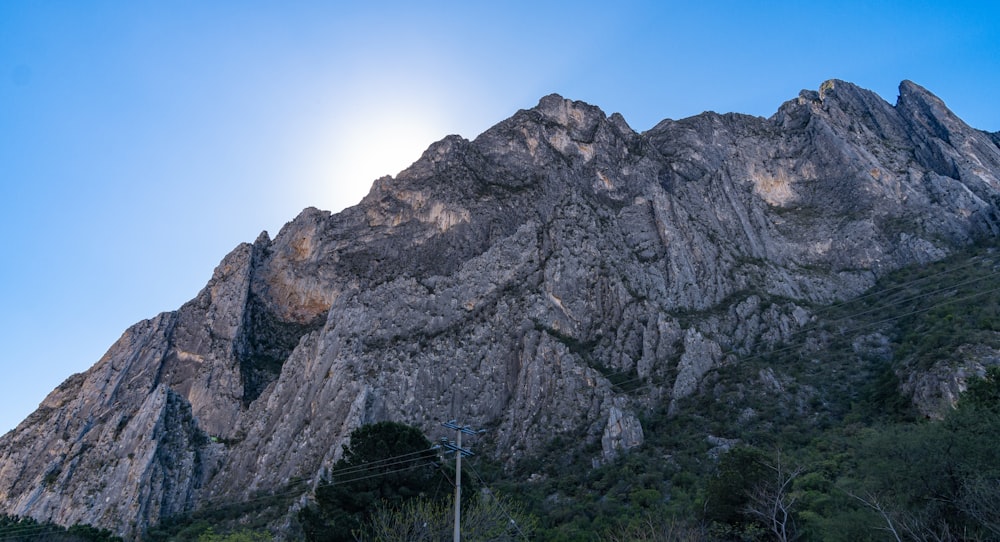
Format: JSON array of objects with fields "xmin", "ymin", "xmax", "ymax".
[
  {"xmin": 305, "ymin": 86, "xmax": 456, "ymax": 213},
  {"xmin": 341, "ymin": 107, "xmax": 446, "ymax": 185}
]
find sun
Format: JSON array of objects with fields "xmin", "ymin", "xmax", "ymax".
[
  {"xmin": 346, "ymin": 106, "xmax": 446, "ymax": 182},
  {"xmin": 311, "ymin": 95, "xmax": 451, "ymax": 212}
]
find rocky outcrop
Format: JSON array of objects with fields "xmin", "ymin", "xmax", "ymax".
[
  {"xmin": 902, "ymin": 343, "xmax": 1000, "ymax": 418},
  {"xmin": 2, "ymin": 80, "xmax": 999, "ymax": 538}
]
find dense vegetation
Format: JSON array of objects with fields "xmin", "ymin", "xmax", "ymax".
[
  {"xmin": 142, "ymin": 241, "xmax": 1000, "ymax": 540},
  {"xmin": 298, "ymin": 422, "xmax": 446, "ymax": 542}
]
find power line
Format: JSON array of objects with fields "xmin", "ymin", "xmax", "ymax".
[
  {"xmin": 465, "ymin": 463, "xmax": 531, "ymax": 541},
  {"xmin": 325, "ymin": 446, "xmax": 441, "ymax": 480},
  {"xmin": 0, "ymin": 521, "xmax": 73, "ymax": 541},
  {"xmin": 0, "ymin": 445, "xmax": 446, "ymax": 542}
]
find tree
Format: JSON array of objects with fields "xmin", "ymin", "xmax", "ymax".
[
  {"xmin": 958, "ymin": 365, "xmax": 1000, "ymax": 413},
  {"xmin": 957, "ymin": 475, "xmax": 1000, "ymax": 538},
  {"xmin": 600, "ymin": 513, "xmax": 706, "ymax": 542},
  {"xmin": 842, "ymin": 366, "xmax": 1000, "ymax": 541},
  {"xmin": 299, "ymin": 422, "xmax": 443, "ymax": 542},
  {"xmin": 951, "ymin": 366, "xmax": 1000, "ymax": 539},
  {"xmin": 743, "ymin": 452, "xmax": 803, "ymax": 542},
  {"xmin": 844, "ymin": 492, "xmax": 903, "ymax": 542},
  {"xmin": 358, "ymin": 492, "xmax": 536, "ymax": 542},
  {"xmin": 703, "ymin": 446, "xmax": 769, "ymax": 532},
  {"xmin": 197, "ymin": 528, "xmax": 271, "ymax": 542}
]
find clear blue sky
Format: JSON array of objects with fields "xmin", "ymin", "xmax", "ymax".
[{"xmin": 2, "ymin": 1, "xmax": 998, "ymax": 433}]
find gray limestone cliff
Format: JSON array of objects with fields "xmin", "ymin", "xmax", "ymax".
[{"xmin": 2, "ymin": 80, "xmax": 1000, "ymax": 538}]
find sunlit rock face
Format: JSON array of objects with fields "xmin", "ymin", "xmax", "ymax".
[{"xmin": 2, "ymin": 80, "xmax": 1000, "ymax": 538}]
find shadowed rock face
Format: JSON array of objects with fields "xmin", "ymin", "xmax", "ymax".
[{"xmin": 2, "ymin": 80, "xmax": 1000, "ymax": 538}]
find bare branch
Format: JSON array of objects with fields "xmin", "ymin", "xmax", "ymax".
[
  {"xmin": 845, "ymin": 491, "xmax": 903, "ymax": 542},
  {"xmin": 743, "ymin": 452, "xmax": 803, "ymax": 542}
]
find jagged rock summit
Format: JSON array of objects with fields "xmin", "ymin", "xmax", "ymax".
[{"xmin": 2, "ymin": 80, "xmax": 999, "ymax": 538}]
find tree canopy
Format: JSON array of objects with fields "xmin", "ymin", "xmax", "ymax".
[{"xmin": 299, "ymin": 421, "xmax": 444, "ymax": 542}]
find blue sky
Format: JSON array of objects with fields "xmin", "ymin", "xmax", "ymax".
[{"xmin": 1, "ymin": 1, "xmax": 998, "ymax": 433}]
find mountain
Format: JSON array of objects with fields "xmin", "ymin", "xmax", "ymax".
[{"xmin": 1, "ymin": 79, "xmax": 999, "ymax": 539}]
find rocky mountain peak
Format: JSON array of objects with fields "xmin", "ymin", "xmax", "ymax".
[
  {"xmin": 2, "ymin": 80, "xmax": 999, "ymax": 539},
  {"xmin": 533, "ymin": 93, "xmax": 608, "ymax": 136},
  {"xmin": 897, "ymin": 78, "xmax": 953, "ymax": 123}
]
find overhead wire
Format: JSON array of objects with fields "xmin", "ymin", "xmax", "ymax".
[
  {"xmin": 0, "ymin": 446, "xmax": 445, "ymax": 541},
  {"xmin": 191, "ymin": 446, "xmax": 442, "ymax": 512},
  {"xmin": 465, "ymin": 462, "xmax": 531, "ymax": 541},
  {"xmin": 0, "ymin": 512, "xmax": 133, "ymax": 542},
  {"xmin": 0, "ymin": 521, "xmax": 70, "ymax": 541},
  {"xmin": 324, "ymin": 447, "xmax": 440, "ymax": 480}
]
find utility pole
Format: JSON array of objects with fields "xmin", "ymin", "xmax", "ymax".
[{"xmin": 441, "ymin": 420, "xmax": 484, "ymax": 542}]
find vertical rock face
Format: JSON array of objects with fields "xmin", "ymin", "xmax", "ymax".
[{"xmin": 2, "ymin": 80, "xmax": 1000, "ymax": 538}]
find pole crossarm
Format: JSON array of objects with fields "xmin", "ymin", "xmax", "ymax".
[
  {"xmin": 440, "ymin": 438, "xmax": 475, "ymax": 457},
  {"xmin": 442, "ymin": 420, "xmax": 486, "ymax": 436}
]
